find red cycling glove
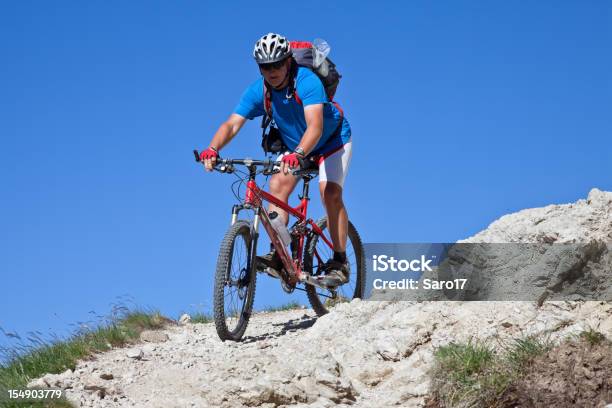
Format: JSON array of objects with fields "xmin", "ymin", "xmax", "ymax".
[
  {"xmin": 200, "ymin": 147, "xmax": 218, "ymax": 162},
  {"xmin": 281, "ymin": 152, "xmax": 303, "ymax": 169}
]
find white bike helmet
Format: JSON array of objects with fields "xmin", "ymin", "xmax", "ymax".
[{"xmin": 253, "ymin": 33, "xmax": 291, "ymax": 64}]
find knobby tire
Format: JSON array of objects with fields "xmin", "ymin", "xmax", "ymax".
[{"xmin": 213, "ymin": 220, "xmax": 257, "ymax": 341}]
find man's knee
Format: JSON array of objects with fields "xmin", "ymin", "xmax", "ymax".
[
  {"xmin": 269, "ymin": 174, "xmax": 295, "ymax": 196},
  {"xmin": 321, "ymin": 182, "xmax": 343, "ymax": 206},
  {"xmin": 269, "ymin": 176, "xmax": 286, "ymax": 194}
]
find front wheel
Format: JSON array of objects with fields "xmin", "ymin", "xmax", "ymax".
[
  {"xmin": 213, "ymin": 220, "xmax": 257, "ymax": 341},
  {"xmin": 304, "ymin": 217, "xmax": 365, "ymax": 316}
]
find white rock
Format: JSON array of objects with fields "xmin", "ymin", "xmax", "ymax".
[
  {"xmin": 27, "ymin": 377, "xmax": 48, "ymax": 389},
  {"xmin": 178, "ymin": 314, "xmax": 192, "ymax": 325},
  {"xmin": 125, "ymin": 348, "xmax": 144, "ymax": 360}
]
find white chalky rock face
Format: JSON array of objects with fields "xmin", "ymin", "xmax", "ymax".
[
  {"xmin": 461, "ymin": 188, "xmax": 612, "ymax": 243},
  {"xmin": 28, "ymin": 189, "xmax": 612, "ymax": 407}
]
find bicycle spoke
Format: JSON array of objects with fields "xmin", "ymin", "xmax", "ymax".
[{"xmin": 222, "ymin": 233, "xmax": 250, "ymax": 333}]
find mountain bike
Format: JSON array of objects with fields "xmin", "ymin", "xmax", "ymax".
[{"xmin": 194, "ymin": 151, "xmax": 365, "ymax": 341}]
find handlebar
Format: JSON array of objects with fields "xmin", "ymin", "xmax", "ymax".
[
  {"xmin": 193, "ymin": 149, "xmax": 319, "ymax": 177},
  {"xmin": 194, "ymin": 150, "xmax": 277, "ymax": 174}
]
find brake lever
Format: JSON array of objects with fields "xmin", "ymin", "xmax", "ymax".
[
  {"xmin": 221, "ymin": 164, "xmax": 235, "ymax": 173},
  {"xmin": 215, "ymin": 159, "xmax": 234, "ymax": 174},
  {"xmin": 263, "ymin": 168, "xmax": 280, "ymax": 176},
  {"xmin": 261, "ymin": 158, "xmax": 280, "ymax": 176}
]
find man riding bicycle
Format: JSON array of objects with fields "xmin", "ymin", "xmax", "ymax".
[{"xmin": 200, "ymin": 33, "xmax": 352, "ymax": 286}]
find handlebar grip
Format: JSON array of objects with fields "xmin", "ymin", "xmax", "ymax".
[
  {"xmin": 290, "ymin": 156, "xmax": 307, "ymax": 176},
  {"xmin": 193, "ymin": 150, "xmax": 201, "ymax": 162},
  {"xmin": 297, "ymin": 156, "xmax": 306, "ymax": 169}
]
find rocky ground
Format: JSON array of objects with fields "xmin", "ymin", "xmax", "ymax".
[
  {"xmin": 31, "ymin": 301, "xmax": 612, "ymax": 408},
  {"xmin": 30, "ymin": 189, "xmax": 612, "ymax": 407}
]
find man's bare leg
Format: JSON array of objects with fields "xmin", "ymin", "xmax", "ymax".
[
  {"xmin": 268, "ymin": 171, "xmax": 299, "ymax": 224},
  {"xmin": 319, "ymin": 181, "xmax": 348, "ymax": 253}
]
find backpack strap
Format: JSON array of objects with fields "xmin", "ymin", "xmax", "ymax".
[
  {"xmin": 263, "ymin": 82, "xmax": 272, "ymax": 118},
  {"xmin": 286, "ymin": 60, "xmax": 299, "ymax": 101},
  {"xmin": 261, "ymin": 80, "xmax": 273, "ymax": 132}
]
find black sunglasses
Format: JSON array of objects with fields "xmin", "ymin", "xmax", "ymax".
[{"xmin": 258, "ymin": 59, "xmax": 286, "ymax": 71}]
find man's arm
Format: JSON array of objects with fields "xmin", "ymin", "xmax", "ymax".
[
  {"xmin": 203, "ymin": 113, "xmax": 247, "ymax": 171},
  {"xmin": 208, "ymin": 113, "xmax": 248, "ymax": 151},
  {"xmin": 297, "ymin": 104, "xmax": 324, "ymax": 155},
  {"xmin": 280, "ymin": 103, "xmax": 324, "ymax": 174}
]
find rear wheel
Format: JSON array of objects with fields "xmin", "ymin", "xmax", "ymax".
[
  {"xmin": 304, "ymin": 217, "xmax": 365, "ymax": 316},
  {"xmin": 213, "ymin": 220, "xmax": 257, "ymax": 341}
]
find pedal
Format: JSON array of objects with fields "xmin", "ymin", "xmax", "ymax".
[
  {"xmin": 314, "ymin": 275, "xmax": 342, "ymax": 289},
  {"xmin": 305, "ymin": 274, "xmax": 341, "ymax": 290},
  {"xmin": 264, "ymin": 267, "xmax": 281, "ymax": 279}
]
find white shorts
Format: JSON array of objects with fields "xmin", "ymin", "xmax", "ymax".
[{"xmin": 276, "ymin": 140, "xmax": 353, "ymax": 187}]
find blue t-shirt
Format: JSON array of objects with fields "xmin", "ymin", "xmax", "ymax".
[{"xmin": 234, "ymin": 67, "xmax": 351, "ymax": 156}]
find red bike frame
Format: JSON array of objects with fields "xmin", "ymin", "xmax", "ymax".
[{"xmin": 244, "ymin": 179, "xmax": 334, "ymax": 285}]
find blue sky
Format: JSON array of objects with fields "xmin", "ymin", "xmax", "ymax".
[{"xmin": 1, "ymin": 1, "xmax": 610, "ymax": 344}]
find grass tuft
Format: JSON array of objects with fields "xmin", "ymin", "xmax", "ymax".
[
  {"xmin": 190, "ymin": 313, "xmax": 213, "ymax": 324},
  {"xmin": 261, "ymin": 301, "xmax": 304, "ymax": 313},
  {"xmin": 579, "ymin": 328, "xmax": 606, "ymax": 346},
  {"xmin": 431, "ymin": 340, "xmax": 502, "ymax": 406},
  {"xmin": 434, "ymin": 341, "xmax": 494, "ymax": 380},
  {"xmin": 505, "ymin": 335, "xmax": 553, "ymax": 369}
]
